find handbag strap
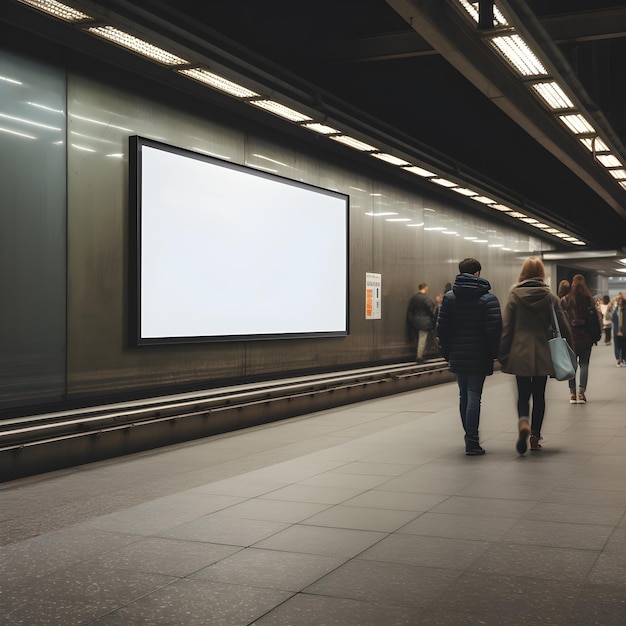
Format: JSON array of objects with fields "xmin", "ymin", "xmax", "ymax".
[{"xmin": 550, "ymin": 301, "xmax": 562, "ymax": 338}]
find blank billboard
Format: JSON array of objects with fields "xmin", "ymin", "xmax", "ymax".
[{"xmin": 130, "ymin": 136, "xmax": 349, "ymax": 344}]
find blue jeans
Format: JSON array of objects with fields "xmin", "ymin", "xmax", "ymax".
[
  {"xmin": 569, "ymin": 346, "xmax": 592, "ymax": 392},
  {"xmin": 456, "ymin": 373, "xmax": 486, "ymax": 440}
]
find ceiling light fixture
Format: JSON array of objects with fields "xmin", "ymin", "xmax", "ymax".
[
  {"xmin": 403, "ymin": 165, "xmax": 436, "ymax": 178},
  {"xmin": 579, "ymin": 137, "xmax": 610, "ymax": 152},
  {"xmin": 302, "ymin": 122, "xmax": 340, "ymax": 135},
  {"xmin": 596, "ymin": 154, "xmax": 622, "ymax": 168},
  {"xmin": 16, "ymin": 0, "xmax": 92, "ymax": 22},
  {"xmin": 451, "ymin": 187, "xmax": 478, "ymax": 196},
  {"xmin": 530, "ymin": 81, "xmax": 573, "ymax": 110},
  {"xmin": 249, "ymin": 99, "xmax": 312, "ymax": 123},
  {"xmin": 558, "ymin": 114, "xmax": 595, "ymax": 134},
  {"xmin": 371, "ymin": 153, "xmax": 411, "ymax": 166},
  {"xmin": 489, "ymin": 34, "xmax": 548, "ymax": 77},
  {"xmin": 431, "ymin": 177, "xmax": 457, "ymax": 187},
  {"xmin": 178, "ymin": 68, "xmax": 258, "ymax": 98},
  {"xmin": 329, "ymin": 135, "xmax": 378, "ymax": 152},
  {"xmin": 87, "ymin": 26, "xmax": 189, "ymax": 65}
]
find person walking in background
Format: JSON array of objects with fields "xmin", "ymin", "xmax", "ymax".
[
  {"xmin": 557, "ymin": 279, "xmax": 570, "ymax": 299},
  {"xmin": 599, "ymin": 295, "xmax": 612, "ymax": 346},
  {"xmin": 613, "ymin": 293, "xmax": 626, "ymax": 366},
  {"xmin": 498, "ymin": 257, "xmax": 572, "ymax": 454},
  {"xmin": 560, "ymin": 274, "xmax": 602, "ymax": 403},
  {"xmin": 437, "ymin": 258, "xmax": 502, "ymax": 455},
  {"xmin": 407, "ymin": 283, "xmax": 435, "ymax": 363}
]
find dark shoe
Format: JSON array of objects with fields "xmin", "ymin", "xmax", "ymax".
[
  {"xmin": 466, "ymin": 444, "xmax": 486, "ymax": 456},
  {"xmin": 516, "ymin": 422, "xmax": 530, "ymax": 455},
  {"xmin": 465, "ymin": 435, "xmax": 485, "ymax": 456},
  {"xmin": 569, "ymin": 392, "xmax": 577, "ymax": 404},
  {"xmin": 530, "ymin": 434, "xmax": 542, "ymax": 450},
  {"xmin": 578, "ymin": 391, "xmax": 586, "ymax": 403}
]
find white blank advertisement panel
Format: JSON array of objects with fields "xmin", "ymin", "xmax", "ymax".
[{"xmin": 131, "ymin": 137, "xmax": 349, "ymax": 344}]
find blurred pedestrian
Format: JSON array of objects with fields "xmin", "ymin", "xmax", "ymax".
[
  {"xmin": 560, "ymin": 274, "xmax": 601, "ymax": 403},
  {"xmin": 557, "ymin": 280, "xmax": 570, "ymax": 299},
  {"xmin": 613, "ymin": 293, "xmax": 626, "ymax": 366},
  {"xmin": 407, "ymin": 283, "xmax": 435, "ymax": 363},
  {"xmin": 599, "ymin": 295, "xmax": 612, "ymax": 346},
  {"xmin": 498, "ymin": 257, "xmax": 572, "ymax": 454}
]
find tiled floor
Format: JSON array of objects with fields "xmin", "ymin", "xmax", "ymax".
[{"xmin": 2, "ymin": 347, "xmax": 626, "ymax": 625}]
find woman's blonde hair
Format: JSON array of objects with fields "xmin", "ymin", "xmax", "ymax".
[{"xmin": 518, "ymin": 257, "xmax": 546, "ymax": 282}]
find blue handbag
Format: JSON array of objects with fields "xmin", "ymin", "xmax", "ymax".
[{"xmin": 549, "ymin": 302, "xmax": 577, "ymax": 381}]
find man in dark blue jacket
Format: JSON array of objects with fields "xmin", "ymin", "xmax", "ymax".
[{"xmin": 436, "ymin": 258, "xmax": 502, "ymax": 455}]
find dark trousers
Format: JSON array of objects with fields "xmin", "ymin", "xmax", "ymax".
[
  {"xmin": 516, "ymin": 375, "xmax": 547, "ymax": 436},
  {"xmin": 456, "ymin": 373, "xmax": 486, "ymax": 441}
]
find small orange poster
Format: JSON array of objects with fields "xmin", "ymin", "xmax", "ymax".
[{"xmin": 366, "ymin": 272, "xmax": 381, "ymax": 319}]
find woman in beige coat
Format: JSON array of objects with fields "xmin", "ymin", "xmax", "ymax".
[{"xmin": 498, "ymin": 258, "xmax": 572, "ymax": 454}]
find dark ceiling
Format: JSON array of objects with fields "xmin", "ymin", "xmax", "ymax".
[
  {"xmin": 127, "ymin": 0, "xmax": 626, "ymax": 252},
  {"xmin": 3, "ymin": 0, "xmax": 626, "ymax": 264}
]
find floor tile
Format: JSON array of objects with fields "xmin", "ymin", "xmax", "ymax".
[
  {"xmin": 253, "ymin": 592, "xmax": 424, "ymax": 625},
  {"xmin": 91, "ymin": 578, "xmax": 292, "ymax": 625},
  {"xmin": 500, "ymin": 518, "xmax": 614, "ymax": 550},
  {"xmin": 191, "ymin": 547, "xmax": 345, "ymax": 591},
  {"xmin": 357, "ymin": 533, "xmax": 490, "ymax": 570},
  {"xmin": 468, "ymin": 542, "xmax": 599, "ymax": 582},
  {"xmin": 252, "ymin": 524, "xmax": 386, "ymax": 558},
  {"xmin": 301, "ymin": 504, "xmax": 419, "ymax": 532},
  {"xmin": 304, "ymin": 559, "xmax": 460, "ymax": 608},
  {"xmin": 158, "ymin": 514, "xmax": 290, "ymax": 546},
  {"xmin": 397, "ymin": 511, "xmax": 516, "ymax": 541},
  {"xmin": 87, "ymin": 536, "xmax": 242, "ymax": 576}
]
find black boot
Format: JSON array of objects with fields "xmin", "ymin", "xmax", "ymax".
[{"xmin": 465, "ymin": 435, "xmax": 485, "ymax": 456}]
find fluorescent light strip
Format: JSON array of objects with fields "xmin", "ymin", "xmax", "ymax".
[
  {"xmin": 371, "ymin": 153, "xmax": 411, "ymax": 166},
  {"xmin": 365, "ymin": 212, "xmax": 397, "ymax": 217},
  {"xmin": 489, "ymin": 34, "xmax": 548, "ymax": 77},
  {"xmin": 579, "ymin": 137, "xmax": 610, "ymax": 152},
  {"xmin": 530, "ymin": 81, "xmax": 573, "ymax": 110},
  {"xmin": 472, "ymin": 195, "xmax": 496, "ymax": 204},
  {"xmin": 386, "ymin": 218, "xmax": 412, "ymax": 222},
  {"xmin": 457, "ymin": 1, "xmax": 508, "ymax": 26},
  {"xmin": 451, "ymin": 187, "xmax": 478, "ymax": 196},
  {"xmin": 178, "ymin": 68, "xmax": 258, "ymax": 98},
  {"xmin": 17, "ymin": 0, "xmax": 92, "ymax": 22},
  {"xmin": 608, "ymin": 169, "xmax": 626, "ymax": 180},
  {"xmin": 507, "ymin": 211, "xmax": 526, "ymax": 218},
  {"xmin": 329, "ymin": 135, "xmax": 378, "ymax": 152},
  {"xmin": 249, "ymin": 99, "xmax": 312, "ymax": 122},
  {"xmin": 491, "ymin": 204, "xmax": 512, "ymax": 212},
  {"xmin": 431, "ymin": 177, "xmax": 457, "ymax": 187},
  {"xmin": 558, "ymin": 114, "xmax": 595, "ymax": 134},
  {"xmin": 87, "ymin": 26, "xmax": 188, "ymax": 65},
  {"xmin": 403, "ymin": 165, "xmax": 436, "ymax": 178},
  {"xmin": 596, "ymin": 154, "xmax": 622, "ymax": 168},
  {"xmin": 302, "ymin": 122, "xmax": 340, "ymax": 135}
]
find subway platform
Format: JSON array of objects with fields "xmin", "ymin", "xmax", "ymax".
[{"xmin": 1, "ymin": 347, "xmax": 626, "ymax": 625}]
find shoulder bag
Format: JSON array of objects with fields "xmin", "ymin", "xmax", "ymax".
[{"xmin": 549, "ymin": 301, "xmax": 577, "ymax": 381}]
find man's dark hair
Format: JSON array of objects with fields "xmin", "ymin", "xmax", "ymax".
[{"xmin": 459, "ymin": 258, "xmax": 481, "ymax": 274}]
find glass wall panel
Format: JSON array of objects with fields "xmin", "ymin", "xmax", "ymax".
[{"xmin": 0, "ymin": 50, "xmax": 66, "ymax": 409}]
